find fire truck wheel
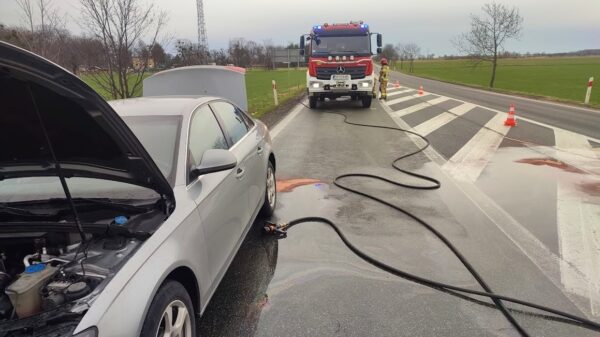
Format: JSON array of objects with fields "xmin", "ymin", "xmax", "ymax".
[
  {"xmin": 309, "ymin": 96, "xmax": 317, "ymax": 109},
  {"xmin": 361, "ymin": 96, "xmax": 372, "ymax": 108}
]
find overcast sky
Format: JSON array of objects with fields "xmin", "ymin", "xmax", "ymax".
[{"xmin": 1, "ymin": 0, "xmax": 598, "ymax": 55}]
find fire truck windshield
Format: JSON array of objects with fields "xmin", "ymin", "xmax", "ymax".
[{"xmin": 311, "ymin": 35, "xmax": 371, "ymax": 56}]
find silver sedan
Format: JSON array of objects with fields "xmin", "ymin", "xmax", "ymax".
[{"xmin": 0, "ymin": 41, "xmax": 276, "ymax": 337}]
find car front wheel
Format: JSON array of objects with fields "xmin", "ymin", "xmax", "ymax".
[
  {"xmin": 260, "ymin": 161, "xmax": 276, "ymax": 217},
  {"xmin": 140, "ymin": 281, "xmax": 196, "ymax": 337}
]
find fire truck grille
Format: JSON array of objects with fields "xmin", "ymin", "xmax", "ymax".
[{"xmin": 316, "ymin": 66, "xmax": 366, "ymax": 80}]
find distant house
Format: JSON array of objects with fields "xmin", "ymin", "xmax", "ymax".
[{"xmin": 132, "ymin": 57, "xmax": 155, "ymax": 70}]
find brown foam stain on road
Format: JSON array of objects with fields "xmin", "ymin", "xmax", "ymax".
[
  {"xmin": 276, "ymin": 178, "xmax": 323, "ymax": 192},
  {"xmin": 515, "ymin": 158, "xmax": 586, "ymax": 174},
  {"xmin": 578, "ymin": 181, "xmax": 600, "ymax": 197}
]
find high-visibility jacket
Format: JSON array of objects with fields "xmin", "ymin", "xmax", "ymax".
[{"xmin": 379, "ymin": 65, "xmax": 389, "ymax": 82}]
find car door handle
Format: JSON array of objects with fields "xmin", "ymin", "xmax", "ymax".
[
  {"xmin": 235, "ymin": 167, "xmax": 246, "ymax": 180},
  {"xmin": 257, "ymin": 146, "xmax": 264, "ymax": 155}
]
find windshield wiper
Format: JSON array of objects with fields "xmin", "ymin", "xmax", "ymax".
[
  {"xmin": 0, "ymin": 204, "xmax": 57, "ymax": 218},
  {"xmin": 51, "ymin": 197, "xmax": 155, "ymax": 213}
]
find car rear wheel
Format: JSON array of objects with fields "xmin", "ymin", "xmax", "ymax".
[
  {"xmin": 309, "ymin": 96, "xmax": 317, "ymax": 109},
  {"xmin": 140, "ymin": 281, "xmax": 196, "ymax": 337},
  {"xmin": 260, "ymin": 162, "xmax": 276, "ymax": 217}
]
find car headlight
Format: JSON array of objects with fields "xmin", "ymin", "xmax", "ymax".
[{"xmin": 72, "ymin": 327, "xmax": 98, "ymax": 337}]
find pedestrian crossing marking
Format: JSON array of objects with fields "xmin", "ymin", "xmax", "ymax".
[
  {"xmin": 413, "ymin": 103, "xmax": 476, "ymax": 136},
  {"xmin": 390, "ymin": 97, "xmax": 449, "ymax": 119},
  {"xmin": 442, "ymin": 113, "xmax": 510, "ymax": 182},
  {"xmin": 553, "ymin": 129, "xmax": 600, "ymax": 315},
  {"xmin": 385, "ymin": 94, "xmax": 423, "ymax": 106},
  {"xmin": 386, "ymin": 88, "xmax": 413, "ymax": 97}
]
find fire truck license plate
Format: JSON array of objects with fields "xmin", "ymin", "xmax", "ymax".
[{"xmin": 332, "ymin": 75, "xmax": 351, "ymax": 81}]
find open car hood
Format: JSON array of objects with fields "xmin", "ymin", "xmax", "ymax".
[{"xmin": 0, "ymin": 42, "xmax": 174, "ymax": 203}]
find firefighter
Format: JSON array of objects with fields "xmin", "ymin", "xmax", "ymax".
[{"xmin": 378, "ymin": 58, "xmax": 390, "ymax": 100}]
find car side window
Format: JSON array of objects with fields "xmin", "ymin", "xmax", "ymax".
[
  {"xmin": 211, "ymin": 101, "xmax": 250, "ymax": 145},
  {"xmin": 187, "ymin": 105, "xmax": 229, "ymax": 183},
  {"xmin": 236, "ymin": 106, "xmax": 255, "ymax": 128}
]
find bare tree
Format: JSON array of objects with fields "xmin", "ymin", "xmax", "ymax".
[
  {"xmin": 403, "ymin": 43, "xmax": 421, "ymax": 73},
  {"xmin": 15, "ymin": 0, "xmax": 65, "ymax": 60},
  {"xmin": 381, "ymin": 44, "xmax": 399, "ymax": 64},
  {"xmin": 454, "ymin": 2, "xmax": 523, "ymax": 87},
  {"xmin": 79, "ymin": 0, "xmax": 167, "ymax": 99},
  {"xmin": 228, "ymin": 38, "xmax": 252, "ymax": 68},
  {"xmin": 175, "ymin": 39, "xmax": 209, "ymax": 66},
  {"xmin": 395, "ymin": 43, "xmax": 405, "ymax": 70}
]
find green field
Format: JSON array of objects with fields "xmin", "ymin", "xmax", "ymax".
[
  {"xmin": 245, "ymin": 68, "xmax": 306, "ymax": 117},
  {"xmin": 392, "ymin": 57, "xmax": 600, "ymax": 107},
  {"xmin": 82, "ymin": 68, "xmax": 306, "ymax": 117},
  {"xmin": 82, "ymin": 73, "xmax": 150, "ymax": 100}
]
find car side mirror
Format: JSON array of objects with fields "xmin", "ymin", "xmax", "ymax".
[
  {"xmin": 376, "ymin": 47, "xmax": 382, "ymax": 54},
  {"xmin": 189, "ymin": 149, "xmax": 237, "ymax": 181},
  {"xmin": 300, "ymin": 36, "xmax": 305, "ymax": 51},
  {"xmin": 376, "ymin": 34, "xmax": 383, "ymax": 47}
]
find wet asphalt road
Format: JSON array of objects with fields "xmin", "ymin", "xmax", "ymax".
[{"xmin": 198, "ymin": 98, "xmax": 599, "ymax": 336}]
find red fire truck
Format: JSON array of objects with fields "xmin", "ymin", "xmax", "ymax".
[{"xmin": 300, "ymin": 22, "xmax": 382, "ymax": 109}]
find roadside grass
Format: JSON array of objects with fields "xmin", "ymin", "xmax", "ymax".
[
  {"xmin": 81, "ymin": 68, "xmax": 307, "ymax": 117},
  {"xmin": 246, "ymin": 68, "xmax": 306, "ymax": 117},
  {"xmin": 392, "ymin": 57, "xmax": 600, "ymax": 108}
]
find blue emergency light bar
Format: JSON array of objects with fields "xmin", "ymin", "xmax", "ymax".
[{"xmin": 313, "ymin": 23, "xmax": 369, "ymax": 33}]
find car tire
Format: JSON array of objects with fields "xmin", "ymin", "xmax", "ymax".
[
  {"xmin": 140, "ymin": 280, "xmax": 196, "ymax": 337},
  {"xmin": 309, "ymin": 96, "xmax": 317, "ymax": 109},
  {"xmin": 259, "ymin": 161, "xmax": 277, "ymax": 217},
  {"xmin": 361, "ymin": 96, "xmax": 372, "ymax": 108}
]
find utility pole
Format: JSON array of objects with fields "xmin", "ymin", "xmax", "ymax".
[{"xmin": 196, "ymin": 0, "xmax": 209, "ymax": 63}]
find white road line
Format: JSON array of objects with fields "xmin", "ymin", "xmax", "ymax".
[
  {"xmin": 384, "ymin": 93, "xmax": 422, "ymax": 106},
  {"xmin": 386, "ymin": 88, "xmax": 413, "ymax": 97},
  {"xmin": 390, "ymin": 96, "xmax": 449, "ymax": 118},
  {"xmin": 413, "ymin": 103, "xmax": 476, "ymax": 136},
  {"xmin": 386, "ymin": 85, "xmax": 407, "ymax": 91},
  {"xmin": 270, "ymin": 100, "xmax": 306, "ymax": 140},
  {"xmin": 442, "ymin": 113, "xmax": 510, "ymax": 182},
  {"xmin": 554, "ymin": 130, "xmax": 600, "ymax": 314},
  {"xmin": 557, "ymin": 182, "xmax": 600, "ymax": 315}
]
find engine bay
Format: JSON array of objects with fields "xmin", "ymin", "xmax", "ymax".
[{"xmin": 0, "ymin": 231, "xmax": 142, "ymax": 333}]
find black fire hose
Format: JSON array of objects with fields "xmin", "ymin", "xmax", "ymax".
[{"xmin": 265, "ymin": 107, "xmax": 600, "ymax": 336}]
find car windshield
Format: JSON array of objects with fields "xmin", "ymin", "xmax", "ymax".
[
  {"xmin": 122, "ymin": 115, "xmax": 181, "ymax": 186},
  {"xmin": 311, "ymin": 35, "xmax": 371, "ymax": 56}
]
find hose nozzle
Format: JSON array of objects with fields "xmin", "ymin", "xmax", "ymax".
[{"xmin": 263, "ymin": 221, "xmax": 288, "ymax": 238}]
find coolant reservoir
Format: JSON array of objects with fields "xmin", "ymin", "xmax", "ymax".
[{"xmin": 5, "ymin": 264, "xmax": 57, "ymax": 318}]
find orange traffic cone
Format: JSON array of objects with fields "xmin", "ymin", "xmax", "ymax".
[
  {"xmin": 394, "ymin": 80, "xmax": 400, "ymax": 88},
  {"xmin": 504, "ymin": 104, "xmax": 517, "ymax": 126},
  {"xmin": 418, "ymin": 85, "xmax": 424, "ymax": 95}
]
